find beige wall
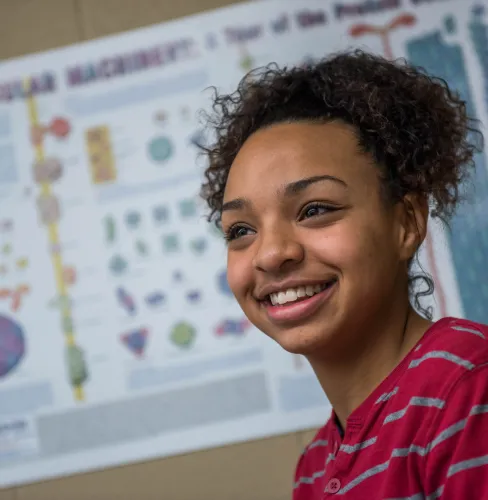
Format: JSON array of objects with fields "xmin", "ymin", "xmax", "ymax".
[{"xmin": 0, "ymin": 1, "xmax": 319, "ymax": 499}]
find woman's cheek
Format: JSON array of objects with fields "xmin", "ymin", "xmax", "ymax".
[
  {"xmin": 307, "ymin": 226, "xmax": 364, "ymax": 268},
  {"xmin": 226, "ymin": 253, "xmax": 252, "ymax": 300}
]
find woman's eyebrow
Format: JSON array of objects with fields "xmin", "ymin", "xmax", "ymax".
[
  {"xmin": 222, "ymin": 197, "xmax": 251, "ymax": 213},
  {"xmin": 283, "ymin": 175, "xmax": 348, "ymax": 197}
]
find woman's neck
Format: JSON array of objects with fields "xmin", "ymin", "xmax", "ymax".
[{"xmin": 307, "ymin": 306, "xmax": 432, "ymax": 430}]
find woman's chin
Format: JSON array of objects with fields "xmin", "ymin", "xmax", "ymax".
[{"xmin": 272, "ymin": 328, "xmax": 332, "ymax": 357}]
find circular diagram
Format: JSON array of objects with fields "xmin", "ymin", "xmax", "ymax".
[
  {"xmin": 148, "ymin": 136, "xmax": 174, "ymax": 163},
  {"xmin": 170, "ymin": 322, "xmax": 196, "ymax": 348},
  {"xmin": 0, "ymin": 315, "xmax": 26, "ymax": 378}
]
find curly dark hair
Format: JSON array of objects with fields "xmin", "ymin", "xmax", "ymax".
[{"xmin": 200, "ymin": 49, "xmax": 483, "ymax": 318}]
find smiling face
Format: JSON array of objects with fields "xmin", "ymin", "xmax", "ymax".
[{"xmin": 221, "ymin": 121, "xmax": 423, "ymax": 358}]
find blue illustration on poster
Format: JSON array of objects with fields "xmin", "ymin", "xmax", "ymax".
[
  {"xmin": 407, "ymin": 20, "xmax": 488, "ymax": 323},
  {"xmin": 0, "ymin": 315, "xmax": 25, "ymax": 378},
  {"xmin": 469, "ymin": 5, "xmax": 488, "ymax": 113}
]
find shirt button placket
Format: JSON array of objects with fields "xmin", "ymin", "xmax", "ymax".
[{"xmin": 325, "ymin": 437, "xmax": 344, "ymax": 496}]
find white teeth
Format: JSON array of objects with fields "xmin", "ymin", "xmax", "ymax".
[{"xmin": 269, "ymin": 283, "xmax": 331, "ymax": 306}]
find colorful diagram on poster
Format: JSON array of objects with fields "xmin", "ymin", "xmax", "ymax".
[
  {"xmin": 178, "ymin": 199, "xmax": 197, "ymax": 218},
  {"xmin": 85, "ymin": 125, "xmax": 117, "ymax": 184},
  {"xmin": 104, "ymin": 215, "xmax": 116, "ymax": 244},
  {"xmin": 152, "ymin": 205, "xmax": 170, "ymax": 225},
  {"xmin": 349, "ymin": 12, "xmax": 416, "ymax": 59},
  {"xmin": 135, "ymin": 239, "xmax": 149, "ymax": 256},
  {"xmin": 170, "ymin": 321, "xmax": 196, "ymax": 348},
  {"xmin": 121, "ymin": 327, "xmax": 149, "ymax": 357},
  {"xmin": 63, "ymin": 266, "xmax": 77, "ymax": 286},
  {"xmin": 153, "ymin": 109, "xmax": 168, "ymax": 125},
  {"xmin": 31, "ymin": 117, "xmax": 71, "ymax": 146},
  {"xmin": 26, "ymin": 81, "xmax": 87, "ymax": 400},
  {"xmin": 186, "ymin": 289, "xmax": 202, "ymax": 304},
  {"xmin": 33, "ymin": 157, "xmax": 63, "ymax": 184},
  {"xmin": 145, "ymin": 291, "xmax": 166, "ymax": 308},
  {"xmin": 0, "ymin": 315, "xmax": 25, "ymax": 378},
  {"xmin": 0, "ymin": 284, "xmax": 30, "ymax": 312},
  {"xmin": 239, "ymin": 45, "xmax": 255, "ymax": 72},
  {"xmin": 189, "ymin": 237, "xmax": 207, "ymax": 255},
  {"xmin": 66, "ymin": 344, "xmax": 89, "ymax": 387},
  {"xmin": 125, "ymin": 211, "xmax": 141, "ymax": 230},
  {"xmin": 0, "ymin": 240, "xmax": 30, "ymax": 279},
  {"xmin": 215, "ymin": 317, "xmax": 250, "ymax": 337},
  {"xmin": 148, "ymin": 136, "xmax": 173, "ymax": 163},
  {"xmin": 109, "ymin": 254, "xmax": 128, "ymax": 275},
  {"xmin": 116, "ymin": 287, "xmax": 136, "ymax": 316},
  {"xmin": 162, "ymin": 233, "xmax": 180, "ymax": 253}
]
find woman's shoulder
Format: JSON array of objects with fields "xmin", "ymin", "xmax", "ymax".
[
  {"xmin": 412, "ymin": 318, "xmax": 488, "ymax": 495},
  {"xmin": 401, "ymin": 316, "xmax": 488, "ymax": 398},
  {"xmin": 418, "ymin": 316, "xmax": 488, "ymax": 364}
]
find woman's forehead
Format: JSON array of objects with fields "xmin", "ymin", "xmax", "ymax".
[{"xmin": 224, "ymin": 121, "xmax": 379, "ymax": 200}]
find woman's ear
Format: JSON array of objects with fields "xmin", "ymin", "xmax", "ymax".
[{"xmin": 398, "ymin": 194, "xmax": 429, "ymax": 261}]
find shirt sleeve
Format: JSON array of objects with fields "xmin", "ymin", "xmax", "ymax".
[{"xmin": 424, "ymin": 364, "xmax": 488, "ymax": 499}]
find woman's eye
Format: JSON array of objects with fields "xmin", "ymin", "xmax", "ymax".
[
  {"xmin": 301, "ymin": 203, "xmax": 332, "ymax": 219},
  {"xmin": 225, "ymin": 225, "xmax": 254, "ymax": 242}
]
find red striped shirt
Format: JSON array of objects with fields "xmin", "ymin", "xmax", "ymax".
[{"xmin": 294, "ymin": 317, "xmax": 488, "ymax": 499}]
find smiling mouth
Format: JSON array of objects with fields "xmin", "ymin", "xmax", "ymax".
[
  {"xmin": 259, "ymin": 278, "xmax": 338, "ymax": 325},
  {"xmin": 262, "ymin": 279, "xmax": 337, "ymax": 307}
]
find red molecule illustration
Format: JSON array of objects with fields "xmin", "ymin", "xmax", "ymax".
[
  {"xmin": 49, "ymin": 117, "xmax": 71, "ymax": 139},
  {"xmin": 29, "ymin": 117, "xmax": 72, "ymax": 146}
]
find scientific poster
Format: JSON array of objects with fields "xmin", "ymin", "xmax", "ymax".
[{"xmin": 0, "ymin": 0, "xmax": 486, "ymax": 487}]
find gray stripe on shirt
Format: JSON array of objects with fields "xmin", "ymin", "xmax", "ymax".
[
  {"xmin": 340, "ymin": 437, "xmax": 377, "ymax": 454},
  {"xmin": 386, "ymin": 485, "xmax": 443, "ymax": 500},
  {"xmin": 337, "ymin": 460, "xmax": 390, "ymax": 494},
  {"xmin": 376, "ymin": 387, "xmax": 399, "ymax": 404},
  {"xmin": 451, "ymin": 325, "xmax": 486, "ymax": 339},
  {"xmin": 384, "ymin": 397, "xmax": 445, "ymax": 424},
  {"xmin": 409, "ymin": 351, "xmax": 475, "ymax": 370},
  {"xmin": 448, "ymin": 454, "xmax": 488, "ymax": 477},
  {"xmin": 294, "ymin": 468, "xmax": 325, "ymax": 488}
]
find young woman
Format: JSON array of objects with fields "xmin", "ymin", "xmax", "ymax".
[{"xmin": 200, "ymin": 50, "xmax": 488, "ymax": 499}]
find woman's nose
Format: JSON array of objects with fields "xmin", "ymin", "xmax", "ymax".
[{"xmin": 252, "ymin": 227, "xmax": 304, "ymax": 273}]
